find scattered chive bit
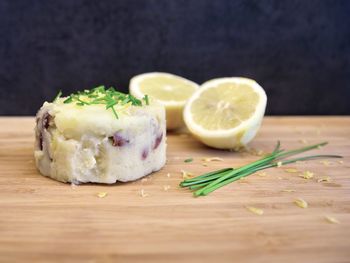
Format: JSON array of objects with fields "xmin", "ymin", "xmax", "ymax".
[
  {"xmin": 53, "ymin": 90, "xmax": 62, "ymax": 102},
  {"xmin": 184, "ymin": 158, "xmax": 193, "ymax": 163},
  {"xmin": 97, "ymin": 192, "xmax": 108, "ymax": 198},
  {"xmin": 277, "ymin": 161, "xmax": 282, "ymax": 167},
  {"xmin": 143, "ymin": 94, "xmax": 149, "ymax": 105},
  {"xmin": 246, "ymin": 206, "xmax": 264, "ymax": 215},
  {"xmin": 324, "ymin": 215, "xmax": 340, "ymax": 224},
  {"xmin": 294, "ymin": 198, "xmax": 308, "ymax": 208},
  {"xmin": 180, "ymin": 141, "xmax": 342, "ymax": 197},
  {"xmin": 55, "ymin": 86, "xmax": 149, "ymax": 119}
]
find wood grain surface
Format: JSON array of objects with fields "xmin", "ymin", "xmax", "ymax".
[{"xmin": 0, "ymin": 117, "xmax": 349, "ymax": 263}]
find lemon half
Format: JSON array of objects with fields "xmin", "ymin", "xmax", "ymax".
[
  {"xmin": 130, "ymin": 72, "xmax": 199, "ymax": 130},
  {"xmin": 183, "ymin": 77, "xmax": 267, "ymax": 149}
]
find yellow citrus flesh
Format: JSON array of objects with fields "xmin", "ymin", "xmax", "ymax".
[
  {"xmin": 191, "ymin": 82, "xmax": 260, "ymax": 130},
  {"xmin": 138, "ymin": 75, "xmax": 197, "ymax": 102},
  {"xmin": 130, "ymin": 72, "xmax": 199, "ymax": 130},
  {"xmin": 184, "ymin": 77, "xmax": 267, "ymax": 149}
]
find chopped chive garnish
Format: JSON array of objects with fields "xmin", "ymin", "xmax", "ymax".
[
  {"xmin": 63, "ymin": 96, "xmax": 73, "ymax": 104},
  {"xmin": 53, "ymin": 86, "xmax": 149, "ymax": 119},
  {"xmin": 180, "ymin": 141, "xmax": 342, "ymax": 197},
  {"xmin": 184, "ymin": 158, "xmax": 193, "ymax": 163},
  {"xmin": 53, "ymin": 90, "xmax": 62, "ymax": 102},
  {"xmin": 144, "ymin": 95, "xmax": 149, "ymax": 105}
]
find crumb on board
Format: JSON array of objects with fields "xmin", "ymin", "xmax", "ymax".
[
  {"xmin": 256, "ymin": 172, "xmax": 267, "ymax": 177},
  {"xmin": 337, "ymin": 160, "xmax": 343, "ymax": 164},
  {"xmin": 320, "ymin": 160, "xmax": 332, "ymax": 166},
  {"xmin": 317, "ymin": 176, "xmax": 331, "ymax": 183},
  {"xmin": 202, "ymin": 162, "xmax": 208, "ymax": 167},
  {"xmin": 247, "ymin": 148, "xmax": 265, "ymax": 156},
  {"xmin": 246, "ymin": 206, "xmax": 264, "ymax": 215},
  {"xmin": 324, "ymin": 215, "xmax": 340, "ymax": 224},
  {"xmin": 238, "ymin": 177, "xmax": 249, "ymax": 183},
  {"xmin": 277, "ymin": 161, "xmax": 282, "ymax": 167},
  {"xmin": 201, "ymin": 157, "xmax": 224, "ymax": 162},
  {"xmin": 97, "ymin": 192, "xmax": 108, "ymax": 198},
  {"xmin": 294, "ymin": 198, "xmax": 308, "ymax": 208},
  {"xmin": 299, "ymin": 171, "xmax": 314, "ymax": 179},
  {"xmin": 166, "ymin": 173, "xmax": 171, "ymax": 177},
  {"xmin": 299, "ymin": 139, "xmax": 308, "ymax": 144},
  {"xmin": 141, "ymin": 178, "xmax": 148, "ymax": 183},
  {"xmin": 281, "ymin": 189, "xmax": 296, "ymax": 192},
  {"xmin": 140, "ymin": 189, "xmax": 149, "ymax": 197},
  {"xmin": 284, "ymin": 168, "xmax": 299, "ymax": 173},
  {"xmin": 181, "ymin": 170, "xmax": 194, "ymax": 180},
  {"xmin": 163, "ymin": 185, "xmax": 171, "ymax": 191}
]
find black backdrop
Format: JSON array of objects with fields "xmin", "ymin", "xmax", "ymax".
[{"xmin": 0, "ymin": 0, "xmax": 349, "ymax": 115}]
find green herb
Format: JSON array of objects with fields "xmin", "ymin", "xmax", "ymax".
[
  {"xmin": 144, "ymin": 95, "xmax": 149, "ymax": 105},
  {"xmin": 184, "ymin": 158, "xmax": 193, "ymax": 163},
  {"xmin": 54, "ymin": 86, "xmax": 149, "ymax": 118},
  {"xmin": 180, "ymin": 141, "xmax": 342, "ymax": 197},
  {"xmin": 53, "ymin": 90, "xmax": 62, "ymax": 102}
]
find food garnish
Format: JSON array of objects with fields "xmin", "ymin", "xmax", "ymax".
[
  {"xmin": 54, "ymin": 86, "xmax": 149, "ymax": 119},
  {"xmin": 180, "ymin": 141, "xmax": 342, "ymax": 197}
]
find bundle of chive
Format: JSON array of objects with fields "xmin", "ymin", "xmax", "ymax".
[{"xmin": 180, "ymin": 142, "xmax": 342, "ymax": 197}]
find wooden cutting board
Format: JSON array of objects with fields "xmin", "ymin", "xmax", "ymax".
[{"xmin": 0, "ymin": 116, "xmax": 349, "ymax": 263}]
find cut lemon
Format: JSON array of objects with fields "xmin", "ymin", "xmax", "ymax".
[
  {"xmin": 129, "ymin": 72, "xmax": 199, "ymax": 130},
  {"xmin": 183, "ymin": 77, "xmax": 267, "ymax": 149}
]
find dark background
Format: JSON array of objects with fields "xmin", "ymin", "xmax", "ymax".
[{"xmin": 0, "ymin": 0, "xmax": 349, "ymax": 115}]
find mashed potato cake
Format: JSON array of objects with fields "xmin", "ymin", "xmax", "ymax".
[{"xmin": 34, "ymin": 86, "xmax": 166, "ymax": 184}]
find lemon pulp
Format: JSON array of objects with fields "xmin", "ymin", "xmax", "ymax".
[
  {"xmin": 190, "ymin": 82, "xmax": 260, "ymax": 130},
  {"xmin": 138, "ymin": 75, "xmax": 197, "ymax": 102}
]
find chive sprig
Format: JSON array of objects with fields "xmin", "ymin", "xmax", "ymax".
[{"xmin": 180, "ymin": 141, "xmax": 342, "ymax": 197}]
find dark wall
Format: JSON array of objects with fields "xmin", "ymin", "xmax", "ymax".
[{"xmin": 0, "ymin": 0, "xmax": 349, "ymax": 115}]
